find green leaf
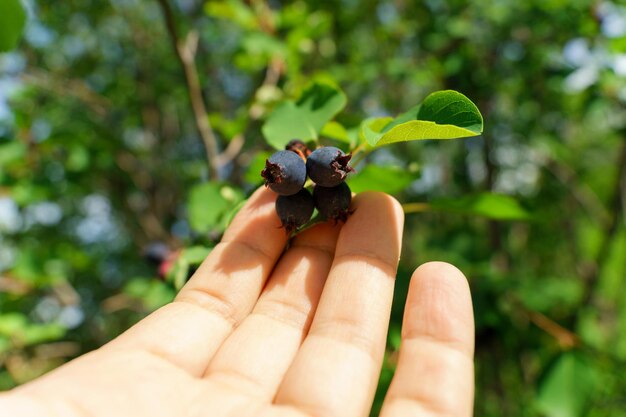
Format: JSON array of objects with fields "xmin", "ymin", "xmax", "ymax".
[
  {"xmin": 0, "ymin": 142, "xmax": 26, "ymax": 167},
  {"xmin": 180, "ymin": 246, "xmax": 212, "ymax": 264},
  {"xmin": 204, "ymin": 0, "xmax": 258, "ymax": 30},
  {"xmin": 364, "ymin": 90, "xmax": 483, "ymax": 147},
  {"xmin": 359, "ymin": 117, "xmax": 394, "ymax": 146},
  {"xmin": 262, "ymin": 101, "xmax": 317, "ymax": 149},
  {"xmin": 223, "ymin": 198, "xmax": 247, "ymax": 230},
  {"xmin": 244, "ymin": 151, "xmax": 272, "ymax": 185},
  {"xmin": 347, "ymin": 164, "xmax": 419, "ymax": 194},
  {"xmin": 262, "ymin": 82, "xmax": 347, "ymax": 149},
  {"xmin": 417, "ymin": 90, "xmax": 483, "ymax": 134},
  {"xmin": 0, "ymin": 313, "xmax": 28, "ymax": 337},
  {"xmin": 0, "ymin": 0, "xmax": 27, "ymax": 52},
  {"xmin": 321, "ymin": 121, "xmax": 350, "ymax": 143},
  {"xmin": 375, "ymin": 120, "xmax": 481, "ymax": 146},
  {"xmin": 536, "ymin": 353, "xmax": 599, "ymax": 417},
  {"xmin": 0, "ymin": 313, "xmax": 66, "ymax": 346},
  {"xmin": 124, "ymin": 278, "xmax": 175, "ymax": 310},
  {"xmin": 381, "ymin": 103, "xmax": 421, "ymax": 133},
  {"xmin": 517, "ymin": 277, "xmax": 583, "ymax": 313},
  {"xmin": 187, "ymin": 183, "xmax": 244, "ymax": 233},
  {"xmin": 429, "ymin": 193, "xmax": 530, "ymax": 220},
  {"xmin": 22, "ymin": 323, "xmax": 66, "ymax": 346},
  {"xmin": 242, "ymin": 32, "xmax": 286, "ymax": 58},
  {"xmin": 296, "ymin": 82, "xmax": 347, "ymax": 132}
]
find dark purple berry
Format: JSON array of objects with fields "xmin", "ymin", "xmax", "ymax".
[
  {"xmin": 313, "ymin": 182, "xmax": 352, "ymax": 223},
  {"xmin": 276, "ymin": 188, "xmax": 315, "ymax": 233},
  {"xmin": 306, "ymin": 146, "xmax": 354, "ymax": 187},
  {"xmin": 261, "ymin": 150, "xmax": 307, "ymax": 196},
  {"xmin": 285, "ymin": 139, "xmax": 311, "ymax": 158},
  {"xmin": 142, "ymin": 242, "xmax": 171, "ymax": 265}
]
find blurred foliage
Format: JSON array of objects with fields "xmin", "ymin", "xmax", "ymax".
[{"xmin": 1, "ymin": 0, "xmax": 626, "ymax": 416}]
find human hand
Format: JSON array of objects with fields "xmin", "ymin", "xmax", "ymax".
[{"xmin": 0, "ymin": 188, "xmax": 474, "ymax": 417}]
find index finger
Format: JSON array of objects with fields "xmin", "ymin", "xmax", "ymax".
[{"xmin": 108, "ymin": 187, "xmax": 288, "ymax": 375}]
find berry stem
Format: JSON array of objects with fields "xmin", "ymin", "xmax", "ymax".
[
  {"xmin": 350, "ymin": 143, "xmax": 373, "ymax": 167},
  {"xmin": 401, "ymin": 202, "xmax": 431, "ymax": 214}
]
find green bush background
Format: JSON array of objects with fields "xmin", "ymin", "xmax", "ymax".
[{"xmin": 1, "ymin": 1, "xmax": 626, "ymax": 416}]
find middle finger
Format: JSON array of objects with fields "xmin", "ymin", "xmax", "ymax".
[{"xmin": 203, "ymin": 222, "xmax": 342, "ymax": 401}]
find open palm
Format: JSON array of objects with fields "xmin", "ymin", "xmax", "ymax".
[{"xmin": 2, "ymin": 188, "xmax": 474, "ymax": 417}]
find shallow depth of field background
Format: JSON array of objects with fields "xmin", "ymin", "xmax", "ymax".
[{"xmin": 1, "ymin": 1, "xmax": 626, "ymax": 416}]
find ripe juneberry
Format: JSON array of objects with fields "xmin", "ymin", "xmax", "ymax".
[
  {"xmin": 285, "ymin": 139, "xmax": 311, "ymax": 158},
  {"xmin": 313, "ymin": 182, "xmax": 352, "ymax": 223},
  {"xmin": 276, "ymin": 188, "xmax": 315, "ymax": 233},
  {"xmin": 261, "ymin": 150, "xmax": 307, "ymax": 196},
  {"xmin": 306, "ymin": 146, "xmax": 353, "ymax": 187}
]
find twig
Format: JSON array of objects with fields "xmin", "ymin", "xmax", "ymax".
[
  {"xmin": 156, "ymin": 0, "xmax": 220, "ymax": 179},
  {"xmin": 215, "ymin": 133, "xmax": 245, "ymax": 168},
  {"xmin": 526, "ymin": 310, "xmax": 579, "ymax": 349},
  {"xmin": 509, "ymin": 296, "xmax": 580, "ymax": 349}
]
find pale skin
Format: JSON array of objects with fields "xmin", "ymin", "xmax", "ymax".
[{"xmin": 0, "ymin": 189, "xmax": 475, "ymax": 417}]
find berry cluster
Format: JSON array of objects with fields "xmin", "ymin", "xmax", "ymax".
[{"xmin": 261, "ymin": 140, "xmax": 354, "ymax": 233}]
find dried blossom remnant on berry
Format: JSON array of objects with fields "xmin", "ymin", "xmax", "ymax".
[
  {"xmin": 330, "ymin": 151, "xmax": 355, "ymax": 180},
  {"xmin": 261, "ymin": 160, "xmax": 283, "ymax": 186},
  {"xmin": 261, "ymin": 150, "xmax": 307, "ymax": 195}
]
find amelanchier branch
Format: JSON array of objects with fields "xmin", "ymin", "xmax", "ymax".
[{"xmin": 156, "ymin": 0, "xmax": 220, "ymax": 179}]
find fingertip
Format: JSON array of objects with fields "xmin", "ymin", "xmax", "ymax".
[
  {"xmin": 334, "ymin": 192, "xmax": 404, "ymax": 269},
  {"xmin": 412, "ymin": 261, "xmax": 470, "ymax": 290},
  {"xmin": 351, "ymin": 191, "xmax": 404, "ymax": 225},
  {"xmin": 404, "ymin": 261, "xmax": 474, "ymax": 356}
]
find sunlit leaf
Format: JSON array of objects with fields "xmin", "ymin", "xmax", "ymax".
[
  {"xmin": 359, "ymin": 117, "xmax": 393, "ymax": 146},
  {"xmin": 417, "ymin": 90, "xmax": 483, "ymax": 134},
  {"xmin": 0, "ymin": 0, "xmax": 26, "ymax": 52},
  {"xmin": 375, "ymin": 120, "xmax": 481, "ymax": 146},
  {"xmin": 363, "ymin": 91, "xmax": 483, "ymax": 147}
]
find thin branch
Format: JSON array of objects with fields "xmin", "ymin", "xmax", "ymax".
[
  {"xmin": 215, "ymin": 133, "xmax": 245, "ymax": 168},
  {"xmin": 156, "ymin": 0, "xmax": 220, "ymax": 179},
  {"xmin": 526, "ymin": 310, "xmax": 579, "ymax": 349},
  {"xmin": 510, "ymin": 296, "xmax": 580, "ymax": 349}
]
